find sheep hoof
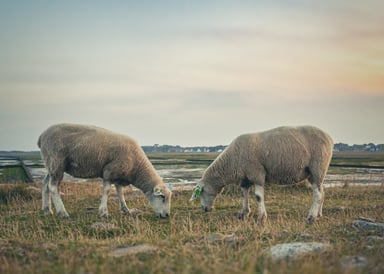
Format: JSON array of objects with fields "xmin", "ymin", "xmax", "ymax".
[
  {"xmin": 99, "ymin": 211, "xmax": 109, "ymax": 218},
  {"xmin": 257, "ymin": 214, "xmax": 267, "ymax": 225},
  {"xmin": 235, "ymin": 212, "xmax": 249, "ymax": 220},
  {"xmin": 43, "ymin": 207, "xmax": 53, "ymax": 215},
  {"xmin": 306, "ymin": 215, "xmax": 316, "ymax": 224},
  {"xmin": 58, "ymin": 211, "xmax": 70, "ymax": 218},
  {"xmin": 121, "ymin": 207, "xmax": 131, "ymax": 215}
]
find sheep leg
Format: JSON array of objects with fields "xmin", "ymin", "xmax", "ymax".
[
  {"xmin": 115, "ymin": 184, "xmax": 129, "ymax": 214},
  {"xmin": 236, "ymin": 187, "xmax": 251, "ymax": 219},
  {"xmin": 41, "ymin": 174, "xmax": 53, "ymax": 215},
  {"xmin": 307, "ymin": 183, "xmax": 323, "ymax": 224},
  {"xmin": 255, "ymin": 185, "xmax": 267, "ymax": 224},
  {"xmin": 318, "ymin": 184, "xmax": 324, "ymax": 217},
  {"xmin": 99, "ymin": 180, "xmax": 111, "ymax": 218},
  {"xmin": 49, "ymin": 177, "xmax": 69, "ymax": 218}
]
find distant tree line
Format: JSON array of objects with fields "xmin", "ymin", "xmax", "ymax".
[
  {"xmin": 333, "ymin": 143, "xmax": 384, "ymax": 152},
  {"xmin": 142, "ymin": 143, "xmax": 384, "ymax": 153},
  {"xmin": 1, "ymin": 143, "xmax": 384, "ymax": 155}
]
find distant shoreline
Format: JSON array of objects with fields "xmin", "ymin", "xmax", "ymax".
[{"xmin": 1, "ymin": 141, "xmax": 384, "ymax": 155}]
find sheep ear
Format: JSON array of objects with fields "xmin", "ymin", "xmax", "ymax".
[
  {"xmin": 189, "ymin": 182, "xmax": 204, "ymax": 201},
  {"xmin": 153, "ymin": 186, "xmax": 164, "ymax": 196}
]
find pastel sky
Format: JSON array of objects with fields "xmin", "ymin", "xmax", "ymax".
[{"xmin": 1, "ymin": 0, "xmax": 383, "ymax": 150}]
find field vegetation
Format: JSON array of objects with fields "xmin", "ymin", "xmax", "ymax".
[
  {"xmin": 0, "ymin": 152, "xmax": 383, "ymax": 273},
  {"xmin": 331, "ymin": 151, "xmax": 384, "ymax": 168},
  {"xmin": 0, "ymin": 167, "xmax": 29, "ymax": 183},
  {"xmin": 0, "ymin": 181, "xmax": 383, "ymax": 274}
]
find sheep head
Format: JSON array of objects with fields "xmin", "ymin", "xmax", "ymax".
[
  {"xmin": 190, "ymin": 181, "xmax": 216, "ymax": 212},
  {"xmin": 149, "ymin": 185, "xmax": 172, "ymax": 218}
]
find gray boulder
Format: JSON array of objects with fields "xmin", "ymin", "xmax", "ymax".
[
  {"xmin": 266, "ymin": 242, "xmax": 332, "ymax": 260},
  {"xmin": 352, "ymin": 217, "xmax": 384, "ymax": 234}
]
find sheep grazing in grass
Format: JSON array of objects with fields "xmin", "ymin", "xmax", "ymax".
[
  {"xmin": 190, "ymin": 126, "xmax": 333, "ymax": 224},
  {"xmin": 37, "ymin": 123, "xmax": 171, "ymax": 218}
]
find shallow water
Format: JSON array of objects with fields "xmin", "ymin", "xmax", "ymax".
[
  {"xmin": 24, "ymin": 164, "xmax": 384, "ymax": 189},
  {"xmin": 0, "ymin": 160, "xmax": 20, "ymax": 166},
  {"xmin": 155, "ymin": 164, "xmax": 206, "ymax": 184},
  {"xmin": 2, "ymin": 156, "xmax": 382, "ymax": 188},
  {"xmin": 325, "ymin": 168, "xmax": 384, "ymax": 187}
]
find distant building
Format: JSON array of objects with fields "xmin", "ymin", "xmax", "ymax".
[{"xmin": 141, "ymin": 144, "xmax": 227, "ymax": 153}]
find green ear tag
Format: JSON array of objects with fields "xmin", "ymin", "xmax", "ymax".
[
  {"xmin": 190, "ymin": 184, "xmax": 204, "ymax": 202},
  {"xmin": 194, "ymin": 187, "xmax": 202, "ymax": 197}
]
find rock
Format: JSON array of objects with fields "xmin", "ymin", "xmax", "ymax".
[
  {"xmin": 109, "ymin": 244, "xmax": 158, "ymax": 257},
  {"xmin": 299, "ymin": 233, "xmax": 313, "ymax": 239},
  {"xmin": 26, "ymin": 186, "xmax": 41, "ymax": 193},
  {"xmin": 358, "ymin": 217, "xmax": 375, "ymax": 222},
  {"xmin": 352, "ymin": 217, "xmax": 384, "ymax": 234},
  {"xmin": 40, "ymin": 242, "xmax": 57, "ymax": 250},
  {"xmin": 266, "ymin": 242, "xmax": 332, "ymax": 260},
  {"xmin": 204, "ymin": 233, "xmax": 243, "ymax": 245},
  {"xmin": 366, "ymin": 235, "xmax": 384, "ymax": 242},
  {"xmin": 280, "ymin": 230, "xmax": 289, "ymax": 236},
  {"xmin": 84, "ymin": 207, "xmax": 97, "ymax": 213},
  {"xmin": 127, "ymin": 208, "xmax": 142, "ymax": 215},
  {"xmin": 340, "ymin": 256, "xmax": 368, "ymax": 269},
  {"xmin": 84, "ymin": 207, "xmax": 141, "ymax": 215}
]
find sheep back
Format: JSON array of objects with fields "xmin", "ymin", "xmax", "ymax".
[
  {"xmin": 38, "ymin": 123, "xmax": 150, "ymax": 183},
  {"xmin": 203, "ymin": 126, "xmax": 333, "ymax": 187}
]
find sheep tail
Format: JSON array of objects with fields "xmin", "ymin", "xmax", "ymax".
[{"xmin": 37, "ymin": 135, "xmax": 42, "ymax": 148}]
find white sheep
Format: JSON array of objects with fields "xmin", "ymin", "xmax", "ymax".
[
  {"xmin": 37, "ymin": 123, "xmax": 171, "ymax": 218},
  {"xmin": 190, "ymin": 126, "xmax": 333, "ymax": 224}
]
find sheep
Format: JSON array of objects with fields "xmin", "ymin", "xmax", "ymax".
[
  {"xmin": 37, "ymin": 123, "xmax": 171, "ymax": 218},
  {"xmin": 190, "ymin": 126, "xmax": 333, "ymax": 224}
]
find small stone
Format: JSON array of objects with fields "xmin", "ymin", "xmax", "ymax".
[
  {"xmin": 358, "ymin": 217, "xmax": 375, "ymax": 222},
  {"xmin": 352, "ymin": 218, "xmax": 384, "ymax": 233},
  {"xmin": 266, "ymin": 242, "xmax": 332, "ymax": 260},
  {"xmin": 340, "ymin": 256, "xmax": 368, "ymax": 269},
  {"xmin": 300, "ymin": 233, "xmax": 313, "ymax": 239},
  {"xmin": 109, "ymin": 244, "xmax": 158, "ymax": 257},
  {"xmin": 26, "ymin": 186, "xmax": 41, "ymax": 193},
  {"xmin": 127, "ymin": 208, "xmax": 142, "ymax": 215},
  {"xmin": 84, "ymin": 207, "xmax": 97, "ymax": 213},
  {"xmin": 205, "ymin": 233, "xmax": 243, "ymax": 245},
  {"xmin": 41, "ymin": 242, "xmax": 57, "ymax": 250},
  {"xmin": 90, "ymin": 222, "xmax": 118, "ymax": 231},
  {"xmin": 205, "ymin": 233, "xmax": 227, "ymax": 243},
  {"xmin": 366, "ymin": 235, "xmax": 384, "ymax": 242}
]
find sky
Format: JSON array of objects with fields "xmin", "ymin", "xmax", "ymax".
[{"xmin": 0, "ymin": 0, "xmax": 383, "ymax": 150}]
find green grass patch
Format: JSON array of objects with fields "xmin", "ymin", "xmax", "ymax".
[
  {"xmin": 331, "ymin": 151, "xmax": 384, "ymax": 167},
  {"xmin": 0, "ymin": 167, "xmax": 28, "ymax": 183}
]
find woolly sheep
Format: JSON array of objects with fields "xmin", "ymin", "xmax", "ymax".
[
  {"xmin": 37, "ymin": 123, "xmax": 171, "ymax": 218},
  {"xmin": 190, "ymin": 126, "xmax": 333, "ymax": 224}
]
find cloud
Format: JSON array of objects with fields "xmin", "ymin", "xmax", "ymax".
[{"xmin": 0, "ymin": 1, "xmax": 383, "ymax": 149}]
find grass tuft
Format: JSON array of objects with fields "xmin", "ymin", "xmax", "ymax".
[{"xmin": 0, "ymin": 184, "xmax": 35, "ymax": 204}]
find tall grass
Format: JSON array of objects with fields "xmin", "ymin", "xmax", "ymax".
[{"xmin": 0, "ymin": 182, "xmax": 383, "ymax": 274}]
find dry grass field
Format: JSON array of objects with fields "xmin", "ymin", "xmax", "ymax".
[{"xmin": 0, "ymin": 181, "xmax": 383, "ymax": 274}]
